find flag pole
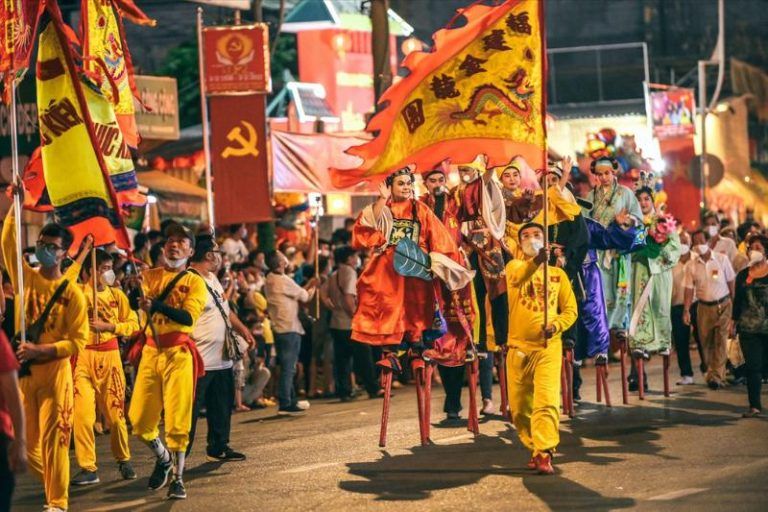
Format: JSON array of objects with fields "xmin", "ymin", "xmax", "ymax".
[
  {"xmin": 9, "ymin": 83, "xmax": 27, "ymax": 344},
  {"xmin": 91, "ymin": 248, "xmax": 98, "ymax": 322},
  {"xmin": 542, "ymin": 169, "xmax": 549, "ymax": 335},
  {"xmin": 196, "ymin": 7, "xmax": 216, "ymax": 231}
]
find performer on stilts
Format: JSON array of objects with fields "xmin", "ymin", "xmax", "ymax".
[
  {"xmin": 420, "ymin": 164, "xmax": 478, "ymax": 431},
  {"xmin": 628, "ymin": 183, "xmax": 680, "ymax": 397},
  {"xmin": 351, "ymin": 167, "xmax": 473, "ymax": 446},
  {"xmin": 451, "ymin": 155, "xmax": 507, "ymax": 417},
  {"xmin": 584, "ymin": 157, "xmax": 643, "ymax": 389}
]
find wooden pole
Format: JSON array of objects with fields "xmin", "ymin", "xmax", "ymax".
[
  {"xmin": 197, "ymin": 7, "xmax": 216, "ymax": 230},
  {"xmin": 370, "ymin": 0, "xmax": 392, "ymax": 105},
  {"xmin": 542, "ymin": 171, "xmax": 549, "ymax": 335},
  {"xmin": 91, "ymin": 249, "xmax": 98, "ymax": 322},
  {"xmin": 9, "ymin": 84, "xmax": 27, "ymax": 343}
]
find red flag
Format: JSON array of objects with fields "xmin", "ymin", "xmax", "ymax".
[{"xmin": 0, "ymin": 0, "xmax": 43, "ymax": 97}]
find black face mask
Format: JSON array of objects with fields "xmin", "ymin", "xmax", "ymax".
[{"xmin": 434, "ymin": 194, "xmax": 445, "ymax": 221}]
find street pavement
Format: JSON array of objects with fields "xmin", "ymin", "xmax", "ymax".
[{"xmin": 12, "ymin": 355, "xmax": 768, "ymax": 511}]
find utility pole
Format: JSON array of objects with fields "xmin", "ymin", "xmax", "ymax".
[
  {"xmin": 253, "ymin": 0, "xmax": 263, "ymax": 22},
  {"xmin": 370, "ymin": 0, "xmax": 392, "ymax": 106}
]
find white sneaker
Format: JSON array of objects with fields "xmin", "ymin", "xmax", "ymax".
[
  {"xmin": 480, "ymin": 399, "xmax": 495, "ymax": 415},
  {"xmin": 296, "ymin": 400, "xmax": 311, "ymax": 410},
  {"xmin": 44, "ymin": 508, "xmax": 66, "ymax": 512},
  {"xmin": 676, "ymin": 376, "xmax": 694, "ymax": 385}
]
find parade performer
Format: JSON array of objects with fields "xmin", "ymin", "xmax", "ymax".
[
  {"xmin": 585, "ymin": 157, "xmax": 643, "ymax": 339},
  {"xmin": 351, "ymin": 167, "xmax": 473, "ymax": 446},
  {"xmin": 505, "ymin": 222, "xmax": 578, "ymax": 475},
  {"xmin": 419, "ymin": 165, "xmax": 477, "ymax": 427},
  {"xmin": 2, "ymin": 206, "xmax": 89, "ymax": 511},
  {"xmin": 71, "ymin": 249, "xmax": 139, "ymax": 485},
  {"xmin": 127, "ymin": 223, "xmax": 207, "ymax": 500},
  {"xmin": 451, "ymin": 155, "xmax": 507, "ymax": 415},
  {"xmin": 628, "ymin": 186, "xmax": 681, "ymax": 396}
]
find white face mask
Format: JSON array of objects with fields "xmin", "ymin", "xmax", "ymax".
[
  {"xmin": 433, "ymin": 185, "xmax": 448, "ymax": 197},
  {"xmin": 100, "ymin": 269, "xmax": 116, "ymax": 286},
  {"xmin": 522, "ymin": 238, "xmax": 544, "ymax": 258},
  {"xmin": 706, "ymin": 225, "xmax": 719, "ymax": 237},
  {"xmin": 695, "ymin": 244, "xmax": 710, "ymax": 256},
  {"xmin": 679, "ymin": 244, "xmax": 691, "ymax": 256},
  {"xmin": 749, "ymin": 250, "xmax": 765, "ymax": 266},
  {"xmin": 166, "ymin": 256, "xmax": 188, "ymax": 269}
]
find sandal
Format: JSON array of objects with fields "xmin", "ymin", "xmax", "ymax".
[{"xmin": 742, "ymin": 409, "xmax": 763, "ymax": 418}]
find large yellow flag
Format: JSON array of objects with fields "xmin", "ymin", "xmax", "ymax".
[
  {"xmin": 331, "ymin": 0, "xmax": 546, "ymax": 188},
  {"xmin": 36, "ymin": 19, "xmax": 130, "ymax": 250}
]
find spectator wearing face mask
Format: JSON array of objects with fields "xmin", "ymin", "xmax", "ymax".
[
  {"xmin": 732, "ymin": 235, "xmax": 768, "ymax": 418},
  {"xmin": 702, "ymin": 212, "xmax": 739, "ymax": 266},
  {"xmin": 683, "ymin": 228, "xmax": 736, "ymax": 390},
  {"xmin": 322, "ymin": 246, "xmax": 380, "ymax": 401},
  {"xmin": 671, "ymin": 231, "xmax": 701, "ymax": 385},
  {"xmin": 221, "ymin": 224, "xmax": 249, "ymax": 264}
]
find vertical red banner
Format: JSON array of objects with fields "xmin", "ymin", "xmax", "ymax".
[
  {"xmin": 660, "ymin": 136, "xmax": 700, "ymax": 229},
  {"xmin": 202, "ymin": 24, "xmax": 271, "ymax": 94},
  {"xmin": 210, "ymin": 94, "xmax": 271, "ymax": 224}
]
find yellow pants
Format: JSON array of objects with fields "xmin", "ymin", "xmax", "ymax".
[
  {"xmin": 128, "ymin": 344, "xmax": 194, "ymax": 452},
  {"xmin": 73, "ymin": 348, "xmax": 131, "ymax": 471},
  {"xmin": 20, "ymin": 358, "xmax": 74, "ymax": 510},
  {"xmin": 506, "ymin": 339, "xmax": 562, "ymax": 456}
]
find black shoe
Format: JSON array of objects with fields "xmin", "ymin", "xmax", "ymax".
[
  {"xmin": 340, "ymin": 394, "xmax": 357, "ymax": 403},
  {"xmin": 594, "ymin": 354, "xmax": 608, "ymax": 366},
  {"xmin": 148, "ymin": 458, "xmax": 172, "ymax": 491},
  {"xmin": 118, "ymin": 461, "xmax": 137, "ymax": 480},
  {"xmin": 206, "ymin": 448, "xmax": 246, "ymax": 462},
  {"xmin": 278, "ymin": 405, "xmax": 307, "ymax": 416},
  {"xmin": 628, "ymin": 379, "xmax": 638, "ymax": 392},
  {"xmin": 707, "ymin": 380, "xmax": 723, "ymax": 390},
  {"xmin": 167, "ymin": 478, "xmax": 187, "ymax": 499},
  {"xmin": 71, "ymin": 469, "xmax": 100, "ymax": 486}
]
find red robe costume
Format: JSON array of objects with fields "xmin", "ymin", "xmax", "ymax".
[
  {"xmin": 419, "ymin": 192, "xmax": 475, "ymax": 366},
  {"xmin": 351, "ymin": 199, "xmax": 466, "ymax": 346}
]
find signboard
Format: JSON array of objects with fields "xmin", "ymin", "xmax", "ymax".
[
  {"xmin": 650, "ymin": 88, "xmax": 696, "ymax": 141},
  {"xmin": 134, "ymin": 75, "xmax": 180, "ymax": 140},
  {"xmin": 202, "ymin": 24, "xmax": 271, "ymax": 95},
  {"xmin": 210, "ymin": 94, "xmax": 272, "ymax": 223}
]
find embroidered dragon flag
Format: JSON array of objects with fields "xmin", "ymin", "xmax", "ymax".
[
  {"xmin": 35, "ymin": 13, "xmax": 132, "ymax": 252},
  {"xmin": 0, "ymin": 0, "xmax": 43, "ymax": 96},
  {"xmin": 331, "ymin": 0, "xmax": 547, "ymax": 188},
  {"xmin": 81, "ymin": 0, "xmax": 156, "ymax": 148}
]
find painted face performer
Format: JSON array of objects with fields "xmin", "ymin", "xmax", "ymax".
[
  {"xmin": 505, "ymin": 222, "xmax": 578, "ymax": 475},
  {"xmin": 351, "ymin": 166, "xmax": 473, "ymax": 445},
  {"xmin": 420, "ymin": 164, "xmax": 477, "ymax": 427},
  {"xmin": 451, "ymin": 155, "xmax": 507, "ymax": 415},
  {"xmin": 627, "ymin": 186, "xmax": 681, "ymax": 395},
  {"xmin": 584, "ymin": 157, "xmax": 644, "ymax": 342}
]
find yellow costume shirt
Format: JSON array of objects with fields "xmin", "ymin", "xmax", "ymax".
[
  {"xmin": 505, "ymin": 259, "xmax": 578, "ymax": 346},
  {"xmin": 81, "ymin": 285, "xmax": 139, "ymax": 344},
  {"xmin": 141, "ymin": 267, "xmax": 207, "ymax": 335}
]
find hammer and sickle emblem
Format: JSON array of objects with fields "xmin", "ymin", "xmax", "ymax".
[{"xmin": 221, "ymin": 121, "xmax": 259, "ymax": 159}]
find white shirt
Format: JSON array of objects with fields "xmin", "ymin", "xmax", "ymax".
[
  {"xmin": 672, "ymin": 254, "xmax": 697, "ymax": 306},
  {"xmin": 221, "ymin": 237, "xmax": 248, "ymax": 263},
  {"xmin": 324, "ymin": 264, "xmax": 358, "ymax": 330},
  {"xmin": 264, "ymin": 272, "xmax": 310, "ymax": 334},
  {"xmin": 192, "ymin": 272, "xmax": 233, "ymax": 371},
  {"xmin": 710, "ymin": 236, "xmax": 738, "ymax": 265},
  {"xmin": 683, "ymin": 251, "xmax": 735, "ymax": 303}
]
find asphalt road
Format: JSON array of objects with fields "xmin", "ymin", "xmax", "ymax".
[{"xmin": 12, "ymin": 355, "xmax": 768, "ymax": 512}]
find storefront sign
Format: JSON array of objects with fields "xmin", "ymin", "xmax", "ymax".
[
  {"xmin": 210, "ymin": 94, "xmax": 272, "ymax": 223},
  {"xmin": 203, "ymin": 24, "xmax": 271, "ymax": 95},
  {"xmin": 135, "ymin": 75, "xmax": 180, "ymax": 140}
]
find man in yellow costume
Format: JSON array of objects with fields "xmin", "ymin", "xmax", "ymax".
[
  {"xmin": 2, "ymin": 206, "xmax": 89, "ymax": 512},
  {"xmin": 71, "ymin": 249, "xmax": 139, "ymax": 485},
  {"xmin": 506, "ymin": 222, "xmax": 578, "ymax": 475},
  {"xmin": 127, "ymin": 223, "xmax": 207, "ymax": 500}
]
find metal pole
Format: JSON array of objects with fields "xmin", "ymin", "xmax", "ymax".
[
  {"xmin": 698, "ymin": 60, "xmax": 708, "ymax": 211},
  {"xmin": 370, "ymin": 0, "xmax": 392, "ymax": 105},
  {"xmin": 9, "ymin": 84, "xmax": 27, "ymax": 344},
  {"xmin": 197, "ymin": 7, "xmax": 216, "ymax": 230}
]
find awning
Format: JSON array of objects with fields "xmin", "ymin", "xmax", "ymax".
[
  {"xmin": 137, "ymin": 170, "xmax": 208, "ymax": 220},
  {"xmin": 271, "ymin": 130, "xmax": 378, "ymax": 195}
]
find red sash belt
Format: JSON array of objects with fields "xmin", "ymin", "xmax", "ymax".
[
  {"xmin": 86, "ymin": 338, "xmax": 119, "ymax": 351},
  {"xmin": 146, "ymin": 332, "xmax": 205, "ymax": 379}
]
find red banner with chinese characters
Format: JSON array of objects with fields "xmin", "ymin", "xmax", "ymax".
[
  {"xmin": 210, "ymin": 94, "xmax": 271, "ymax": 224},
  {"xmin": 660, "ymin": 136, "xmax": 699, "ymax": 229},
  {"xmin": 202, "ymin": 24, "xmax": 271, "ymax": 95}
]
